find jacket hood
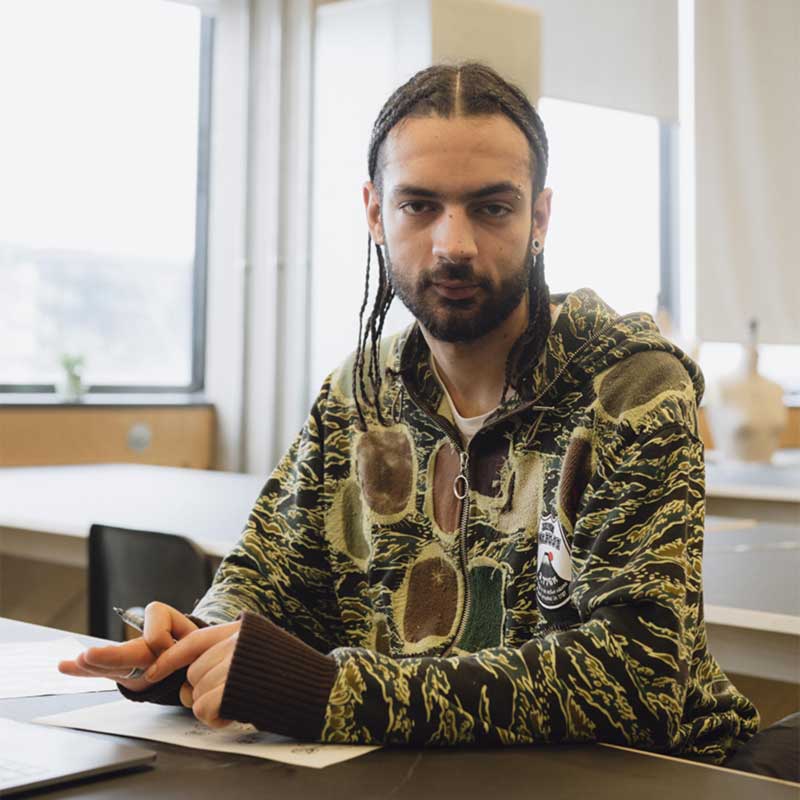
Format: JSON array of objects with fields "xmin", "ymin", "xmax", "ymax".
[{"xmin": 530, "ymin": 288, "xmax": 705, "ymax": 408}]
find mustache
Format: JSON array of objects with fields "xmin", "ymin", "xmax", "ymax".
[{"xmin": 420, "ymin": 262, "xmax": 492, "ymax": 289}]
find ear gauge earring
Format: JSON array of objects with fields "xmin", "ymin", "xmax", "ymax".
[{"xmin": 532, "ymin": 239, "xmax": 542, "ymax": 255}]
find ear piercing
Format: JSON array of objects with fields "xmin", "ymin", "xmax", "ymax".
[{"xmin": 532, "ymin": 238, "xmax": 542, "ymax": 255}]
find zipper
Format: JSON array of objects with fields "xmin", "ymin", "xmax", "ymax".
[
  {"xmin": 537, "ymin": 620, "xmax": 578, "ymax": 636},
  {"xmin": 446, "ymin": 448, "xmax": 472, "ymax": 655},
  {"xmin": 399, "ymin": 378, "xmax": 473, "ymax": 657}
]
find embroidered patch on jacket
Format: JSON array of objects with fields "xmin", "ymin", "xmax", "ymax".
[
  {"xmin": 431, "ymin": 439, "xmax": 462, "ymax": 534},
  {"xmin": 355, "ymin": 427, "xmax": 414, "ymax": 515},
  {"xmin": 456, "ymin": 563, "xmax": 506, "ymax": 651},
  {"xmin": 400, "ymin": 554, "xmax": 460, "ymax": 644},
  {"xmin": 558, "ymin": 435, "xmax": 592, "ymax": 529}
]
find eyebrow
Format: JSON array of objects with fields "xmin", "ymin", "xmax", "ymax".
[{"xmin": 391, "ymin": 181, "xmax": 523, "ymax": 202}]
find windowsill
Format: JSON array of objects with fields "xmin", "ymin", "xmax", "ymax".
[
  {"xmin": 699, "ymin": 393, "xmax": 800, "ymax": 409},
  {"xmin": 0, "ymin": 393, "xmax": 212, "ymax": 408}
]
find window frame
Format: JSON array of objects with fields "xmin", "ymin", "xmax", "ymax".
[
  {"xmin": 659, "ymin": 120, "xmax": 680, "ymax": 327},
  {"xmin": 538, "ymin": 96, "xmax": 677, "ymax": 322},
  {"xmin": 0, "ymin": 14, "xmax": 214, "ymax": 396}
]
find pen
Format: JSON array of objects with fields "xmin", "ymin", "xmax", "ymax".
[
  {"xmin": 113, "ymin": 606, "xmax": 145, "ymax": 633},
  {"xmin": 112, "ymin": 607, "xmax": 146, "ymax": 680}
]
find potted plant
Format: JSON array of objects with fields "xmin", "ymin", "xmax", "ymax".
[{"xmin": 57, "ymin": 353, "xmax": 87, "ymax": 402}]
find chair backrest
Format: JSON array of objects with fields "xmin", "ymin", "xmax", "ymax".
[{"xmin": 88, "ymin": 524, "xmax": 214, "ymax": 640}]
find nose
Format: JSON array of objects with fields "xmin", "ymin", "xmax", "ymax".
[{"xmin": 431, "ymin": 207, "xmax": 478, "ymax": 263}]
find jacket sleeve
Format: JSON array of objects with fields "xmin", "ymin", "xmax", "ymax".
[
  {"xmin": 192, "ymin": 380, "xmax": 344, "ymax": 653},
  {"xmin": 320, "ymin": 410, "xmax": 712, "ymax": 753}
]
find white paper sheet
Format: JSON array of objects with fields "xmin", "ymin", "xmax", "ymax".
[
  {"xmin": 0, "ymin": 638, "xmax": 117, "ymax": 699},
  {"xmin": 36, "ymin": 700, "xmax": 380, "ymax": 769}
]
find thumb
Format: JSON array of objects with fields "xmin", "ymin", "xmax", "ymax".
[
  {"xmin": 145, "ymin": 623, "xmax": 237, "ymax": 683},
  {"xmin": 143, "ymin": 602, "xmax": 198, "ymax": 657}
]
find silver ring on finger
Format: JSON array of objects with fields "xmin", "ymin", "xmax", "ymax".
[{"xmin": 123, "ymin": 667, "xmax": 146, "ymax": 680}]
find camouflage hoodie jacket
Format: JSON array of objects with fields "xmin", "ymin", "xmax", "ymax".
[{"xmin": 191, "ymin": 288, "xmax": 758, "ymax": 763}]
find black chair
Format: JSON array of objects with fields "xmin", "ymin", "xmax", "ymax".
[
  {"xmin": 725, "ymin": 712, "xmax": 800, "ymax": 783},
  {"xmin": 88, "ymin": 524, "xmax": 214, "ymax": 641}
]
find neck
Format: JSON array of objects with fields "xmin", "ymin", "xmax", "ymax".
[{"xmin": 421, "ymin": 296, "xmax": 530, "ymax": 419}]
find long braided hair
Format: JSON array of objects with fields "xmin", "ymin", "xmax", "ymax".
[{"xmin": 352, "ymin": 62, "xmax": 551, "ymax": 430}]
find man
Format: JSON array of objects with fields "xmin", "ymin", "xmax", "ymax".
[{"xmin": 61, "ymin": 63, "xmax": 759, "ymax": 764}]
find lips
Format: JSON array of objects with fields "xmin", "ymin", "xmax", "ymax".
[{"xmin": 432, "ymin": 282, "xmax": 479, "ymax": 301}]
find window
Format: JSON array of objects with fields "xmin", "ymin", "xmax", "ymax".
[
  {"xmin": 0, "ymin": 0, "xmax": 212, "ymax": 393},
  {"xmin": 537, "ymin": 97, "xmax": 664, "ymax": 318},
  {"xmin": 698, "ymin": 342, "xmax": 800, "ymax": 397}
]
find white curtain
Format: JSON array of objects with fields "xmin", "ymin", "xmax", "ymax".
[
  {"xmin": 694, "ymin": 0, "xmax": 800, "ymax": 345},
  {"xmin": 164, "ymin": 0, "xmax": 220, "ymax": 15}
]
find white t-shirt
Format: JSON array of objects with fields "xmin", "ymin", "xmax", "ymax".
[{"xmin": 430, "ymin": 355, "xmax": 497, "ymax": 445}]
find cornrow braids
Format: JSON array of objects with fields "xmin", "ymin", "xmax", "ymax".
[
  {"xmin": 354, "ymin": 62, "xmax": 552, "ymax": 426},
  {"xmin": 352, "ymin": 233, "xmax": 374, "ymax": 431},
  {"xmin": 501, "ymin": 250, "xmax": 550, "ymax": 402}
]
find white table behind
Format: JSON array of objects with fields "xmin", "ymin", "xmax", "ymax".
[{"xmin": 0, "ymin": 464, "xmax": 265, "ymax": 565}]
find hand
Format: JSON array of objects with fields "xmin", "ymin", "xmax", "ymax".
[
  {"xmin": 58, "ymin": 636, "xmax": 158, "ymax": 693},
  {"xmin": 146, "ymin": 621, "xmax": 242, "ymax": 729},
  {"xmin": 58, "ymin": 602, "xmax": 198, "ymax": 692}
]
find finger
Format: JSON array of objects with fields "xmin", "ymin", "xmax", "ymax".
[
  {"xmin": 61, "ymin": 660, "xmax": 135, "ymax": 682},
  {"xmin": 192, "ymin": 684, "xmax": 229, "ymax": 729},
  {"xmin": 191, "ymin": 659, "xmax": 230, "ymax": 703},
  {"xmin": 143, "ymin": 630, "xmax": 209, "ymax": 682},
  {"xmin": 77, "ymin": 653, "xmax": 139, "ymax": 675},
  {"xmin": 205, "ymin": 717, "xmax": 233, "ymax": 730},
  {"xmin": 145, "ymin": 622, "xmax": 239, "ymax": 683},
  {"xmin": 80, "ymin": 654, "xmax": 156, "ymax": 684},
  {"xmin": 58, "ymin": 659, "xmax": 114, "ymax": 680},
  {"xmin": 100, "ymin": 670, "xmax": 141, "ymax": 681},
  {"xmin": 71, "ymin": 653, "xmax": 123, "ymax": 678},
  {"xmin": 179, "ymin": 681, "xmax": 194, "ymax": 708},
  {"xmin": 186, "ymin": 634, "xmax": 237, "ymax": 688},
  {"xmin": 143, "ymin": 602, "xmax": 198, "ymax": 656},
  {"xmin": 61, "ymin": 656, "xmax": 155, "ymax": 693},
  {"xmin": 81, "ymin": 639, "xmax": 154, "ymax": 671}
]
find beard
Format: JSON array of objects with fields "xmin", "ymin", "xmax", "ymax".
[{"xmin": 385, "ymin": 245, "xmax": 533, "ymax": 343}]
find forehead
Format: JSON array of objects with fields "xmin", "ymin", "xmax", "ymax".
[{"xmin": 380, "ymin": 114, "xmax": 532, "ymax": 196}]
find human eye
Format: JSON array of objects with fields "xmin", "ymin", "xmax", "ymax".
[
  {"xmin": 399, "ymin": 200, "xmax": 436, "ymax": 216},
  {"xmin": 477, "ymin": 202, "xmax": 513, "ymax": 218}
]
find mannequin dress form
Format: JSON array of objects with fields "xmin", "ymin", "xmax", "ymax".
[{"xmin": 706, "ymin": 320, "xmax": 788, "ymax": 462}]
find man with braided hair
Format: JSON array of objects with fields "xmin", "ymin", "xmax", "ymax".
[{"xmin": 62, "ymin": 63, "xmax": 763, "ymax": 769}]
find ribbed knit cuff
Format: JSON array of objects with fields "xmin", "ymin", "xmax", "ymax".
[
  {"xmin": 117, "ymin": 613, "xmax": 210, "ymax": 705},
  {"xmin": 219, "ymin": 612, "xmax": 337, "ymax": 741}
]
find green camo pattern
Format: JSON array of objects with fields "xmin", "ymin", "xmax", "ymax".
[{"xmin": 193, "ymin": 289, "xmax": 758, "ymax": 763}]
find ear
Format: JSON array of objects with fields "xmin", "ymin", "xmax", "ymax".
[
  {"xmin": 532, "ymin": 188, "xmax": 553, "ymax": 247},
  {"xmin": 363, "ymin": 181, "xmax": 385, "ymax": 245}
]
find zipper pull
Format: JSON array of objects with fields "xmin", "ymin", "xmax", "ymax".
[{"xmin": 453, "ymin": 450, "xmax": 469, "ymax": 500}]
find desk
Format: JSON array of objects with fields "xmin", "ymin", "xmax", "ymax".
[
  {"xmin": 0, "ymin": 465, "xmax": 263, "ymax": 631},
  {"xmin": 0, "ymin": 464, "xmax": 264, "ymax": 566},
  {"xmin": 706, "ymin": 452, "xmax": 800, "ymax": 526},
  {"xmin": 2, "ymin": 618, "xmax": 796, "ymax": 800},
  {"xmin": 703, "ymin": 522, "xmax": 800, "ymax": 684}
]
